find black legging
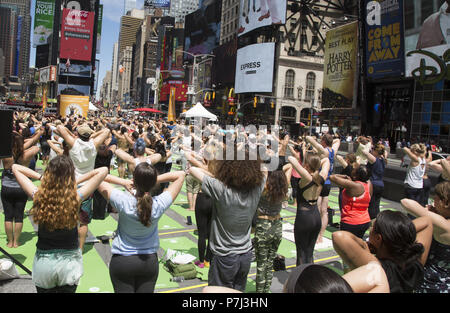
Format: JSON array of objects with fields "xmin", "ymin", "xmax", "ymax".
[
  {"xmin": 368, "ymin": 184, "xmax": 384, "ymax": 220},
  {"xmin": 194, "ymin": 193, "xmax": 213, "ymax": 263},
  {"xmin": 109, "ymin": 253, "xmax": 159, "ymax": 293},
  {"xmin": 294, "ymin": 203, "xmax": 321, "ymax": 265},
  {"xmin": 421, "ymin": 178, "xmax": 432, "ymax": 207}
]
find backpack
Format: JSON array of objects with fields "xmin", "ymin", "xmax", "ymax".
[{"xmin": 164, "ymin": 260, "xmax": 198, "ymax": 280}]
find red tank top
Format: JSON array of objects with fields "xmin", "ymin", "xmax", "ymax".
[{"xmin": 341, "ymin": 181, "xmax": 371, "ymax": 225}]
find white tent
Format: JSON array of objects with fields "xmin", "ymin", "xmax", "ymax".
[
  {"xmin": 181, "ymin": 102, "xmax": 217, "ymax": 121},
  {"xmin": 89, "ymin": 102, "xmax": 99, "ymax": 111}
]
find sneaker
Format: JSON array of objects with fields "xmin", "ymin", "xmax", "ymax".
[
  {"xmin": 195, "ymin": 260, "xmax": 205, "ymax": 268},
  {"xmin": 204, "ymin": 261, "xmax": 210, "ymax": 268}
]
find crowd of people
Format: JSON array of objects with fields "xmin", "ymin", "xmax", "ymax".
[{"xmin": 0, "ymin": 109, "xmax": 449, "ymax": 294}]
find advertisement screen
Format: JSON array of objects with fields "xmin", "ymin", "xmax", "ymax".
[
  {"xmin": 59, "ymin": 63, "xmax": 92, "ymax": 77},
  {"xmin": 213, "ymin": 38, "xmax": 237, "ymax": 86},
  {"xmin": 238, "ymin": 0, "xmax": 286, "ymax": 37},
  {"xmin": 365, "ymin": 0, "xmax": 405, "ymax": 79},
  {"xmin": 184, "ymin": 0, "xmax": 221, "ymax": 60},
  {"xmin": 96, "ymin": 4, "xmax": 103, "ymax": 54},
  {"xmin": 59, "ymin": 95, "xmax": 89, "ymax": 118},
  {"xmin": 33, "ymin": 0, "xmax": 54, "ymax": 47},
  {"xmin": 322, "ymin": 21, "xmax": 359, "ymax": 109},
  {"xmin": 58, "ymin": 84, "xmax": 90, "ymax": 96},
  {"xmin": 60, "ymin": 8, "xmax": 95, "ymax": 61},
  {"xmin": 234, "ymin": 42, "xmax": 275, "ymax": 94},
  {"xmin": 405, "ymin": 1, "xmax": 450, "ymax": 83},
  {"xmin": 144, "ymin": 0, "xmax": 171, "ymax": 8}
]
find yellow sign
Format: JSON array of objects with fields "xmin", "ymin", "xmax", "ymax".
[
  {"xmin": 167, "ymin": 87, "xmax": 176, "ymax": 122},
  {"xmin": 59, "ymin": 95, "xmax": 89, "ymax": 118},
  {"xmin": 323, "ymin": 21, "xmax": 358, "ymax": 109}
]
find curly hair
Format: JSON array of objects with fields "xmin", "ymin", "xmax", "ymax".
[
  {"xmin": 435, "ymin": 181, "xmax": 450, "ymax": 211},
  {"xmin": 12, "ymin": 132, "xmax": 24, "ymax": 162},
  {"xmin": 264, "ymin": 170, "xmax": 288, "ymax": 203},
  {"xmin": 210, "ymin": 146, "xmax": 264, "ymax": 192},
  {"xmin": 31, "ymin": 155, "xmax": 79, "ymax": 231}
]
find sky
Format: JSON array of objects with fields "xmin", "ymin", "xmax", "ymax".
[{"xmin": 29, "ymin": 0, "xmax": 146, "ymax": 99}]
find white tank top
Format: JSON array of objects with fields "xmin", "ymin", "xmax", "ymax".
[
  {"xmin": 404, "ymin": 157, "xmax": 426, "ymax": 189},
  {"xmin": 134, "ymin": 157, "xmax": 152, "ymax": 167}
]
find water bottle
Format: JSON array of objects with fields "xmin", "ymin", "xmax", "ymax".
[{"xmin": 171, "ymin": 276, "xmax": 184, "ymax": 282}]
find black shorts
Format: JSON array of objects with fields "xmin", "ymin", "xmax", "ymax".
[
  {"xmin": 1, "ymin": 186, "xmax": 28, "ymax": 222},
  {"xmin": 320, "ymin": 183, "xmax": 331, "ymax": 197}
]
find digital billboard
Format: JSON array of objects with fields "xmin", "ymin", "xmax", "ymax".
[
  {"xmin": 322, "ymin": 21, "xmax": 358, "ymax": 109},
  {"xmin": 184, "ymin": 0, "xmax": 221, "ymax": 60},
  {"xmin": 59, "ymin": 63, "xmax": 92, "ymax": 77},
  {"xmin": 60, "ymin": 8, "xmax": 95, "ymax": 61},
  {"xmin": 405, "ymin": 1, "xmax": 450, "ymax": 84},
  {"xmin": 144, "ymin": 0, "xmax": 171, "ymax": 8},
  {"xmin": 58, "ymin": 84, "xmax": 91, "ymax": 96},
  {"xmin": 234, "ymin": 42, "xmax": 275, "ymax": 94},
  {"xmin": 238, "ymin": 0, "xmax": 286, "ymax": 37},
  {"xmin": 364, "ymin": 0, "xmax": 405, "ymax": 79}
]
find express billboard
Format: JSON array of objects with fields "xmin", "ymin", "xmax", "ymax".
[
  {"xmin": 364, "ymin": 0, "xmax": 405, "ymax": 79},
  {"xmin": 234, "ymin": 42, "xmax": 275, "ymax": 94},
  {"xmin": 60, "ymin": 8, "xmax": 95, "ymax": 62},
  {"xmin": 238, "ymin": 0, "xmax": 286, "ymax": 37}
]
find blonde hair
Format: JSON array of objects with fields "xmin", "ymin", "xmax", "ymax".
[
  {"xmin": 411, "ymin": 143, "xmax": 426, "ymax": 156},
  {"xmin": 31, "ymin": 156, "xmax": 79, "ymax": 231}
]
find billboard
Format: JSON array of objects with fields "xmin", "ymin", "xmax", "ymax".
[
  {"xmin": 96, "ymin": 4, "xmax": 103, "ymax": 54},
  {"xmin": 14, "ymin": 16, "xmax": 23, "ymax": 77},
  {"xmin": 405, "ymin": 1, "xmax": 450, "ymax": 85},
  {"xmin": 59, "ymin": 63, "xmax": 92, "ymax": 77},
  {"xmin": 144, "ymin": 0, "xmax": 171, "ymax": 8},
  {"xmin": 58, "ymin": 84, "xmax": 90, "ymax": 96},
  {"xmin": 184, "ymin": 0, "xmax": 221, "ymax": 59},
  {"xmin": 322, "ymin": 22, "xmax": 358, "ymax": 109},
  {"xmin": 238, "ymin": 0, "xmax": 286, "ymax": 37},
  {"xmin": 59, "ymin": 95, "xmax": 89, "ymax": 118},
  {"xmin": 33, "ymin": 0, "xmax": 55, "ymax": 47},
  {"xmin": 39, "ymin": 66, "xmax": 57, "ymax": 83},
  {"xmin": 60, "ymin": 8, "xmax": 95, "ymax": 61},
  {"xmin": 234, "ymin": 42, "xmax": 275, "ymax": 94},
  {"xmin": 364, "ymin": 0, "xmax": 405, "ymax": 79}
]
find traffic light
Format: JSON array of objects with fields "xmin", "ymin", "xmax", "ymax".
[
  {"xmin": 271, "ymin": 101, "xmax": 275, "ymax": 109},
  {"xmin": 253, "ymin": 96, "xmax": 257, "ymax": 108}
]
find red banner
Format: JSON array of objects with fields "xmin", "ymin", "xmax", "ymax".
[
  {"xmin": 60, "ymin": 9, "xmax": 94, "ymax": 61},
  {"xmin": 159, "ymin": 81, "xmax": 188, "ymax": 102}
]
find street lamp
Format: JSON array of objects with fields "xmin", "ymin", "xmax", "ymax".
[{"xmin": 175, "ymin": 50, "xmax": 215, "ymax": 105}]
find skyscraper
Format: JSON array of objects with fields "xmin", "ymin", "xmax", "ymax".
[
  {"xmin": 124, "ymin": 0, "xmax": 136, "ymax": 15},
  {"xmin": 0, "ymin": 0, "xmax": 31, "ymax": 80},
  {"xmin": 169, "ymin": 0, "xmax": 199, "ymax": 24}
]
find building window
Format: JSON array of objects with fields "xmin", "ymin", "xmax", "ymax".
[
  {"xmin": 305, "ymin": 72, "xmax": 316, "ymax": 102},
  {"xmin": 284, "ymin": 70, "xmax": 295, "ymax": 99}
]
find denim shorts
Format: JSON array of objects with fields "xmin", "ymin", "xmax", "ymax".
[{"xmin": 32, "ymin": 249, "xmax": 83, "ymax": 290}]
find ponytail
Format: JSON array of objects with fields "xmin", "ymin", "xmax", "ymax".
[
  {"xmin": 373, "ymin": 210, "xmax": 424, "ymax": 269},
  {"xmin": 136, "ymin": 192, "xmax": 153, "ymax": 227}
]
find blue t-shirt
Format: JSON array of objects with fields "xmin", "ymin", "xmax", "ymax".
[
  {"xmin": 369, "ymin": 157, "xmax": 385, "ymax": 187},
  {"xmin": 109, "ymin": 189, "xmax": 173, "ymax": 256},
  {"xmin": 325, "ymin": 147, "xmax": 335, "ymax": 185}
]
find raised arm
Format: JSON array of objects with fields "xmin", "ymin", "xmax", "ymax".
[
  {"xmin": 77, "ymin": 167, "xmax": 109, "ymax": 201},
  {"xmin": 56, "ymin": 125, "xmax": 76, "ymax": 149},
  {"xmin": 149, "ymin": 153, "xmax": 162, "ymax": 165},
  {"xmin": 362, "ymin": 150, "xmax": 377, "ymax": 165},
  {"xmin": 47, "ymin": 139, "xmax": 64, "ymax": 156},
  {"xmin": 330, "ymin": 174, "xmax": 364, "ymax": 197},
  {"xmin": 11, "ymin": 164, "xmax": 41, "ymax": 198},
  {"xmin": 93, "ymin": 129, "xmax": 111, "ymax": 149},
  {"xmin": 161, "ymin": 171, "xmax": 186, "ymax": 202},
  {"xmin": 306, "ymin": 136, "xmax": 328, "ymax": 158},
  {"xmin": 336, "ymin": 154, "xmax": 348, "ymax": 168},
  {"xmin": 401, "ymin": 198, "xmax": 450, "ymax": 244},
  {"xmin": 411, "ymin": 215, "xmax": 433, "ymax": 266},
  {"xmin": 288, "ymin": 156, "xmax": 312, "ymax": 183},
  {"xmin": 403, "ymin": 147, "xmax": 420, "ymax": 163},
  {"xmin": 114, "ymin": 148, "xmax": 135, "ymax": 164}
]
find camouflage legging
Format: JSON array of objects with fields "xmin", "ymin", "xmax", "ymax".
[{"xmin": 254, "ymin": 218, "xmax": 282, "ymax": 293}]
